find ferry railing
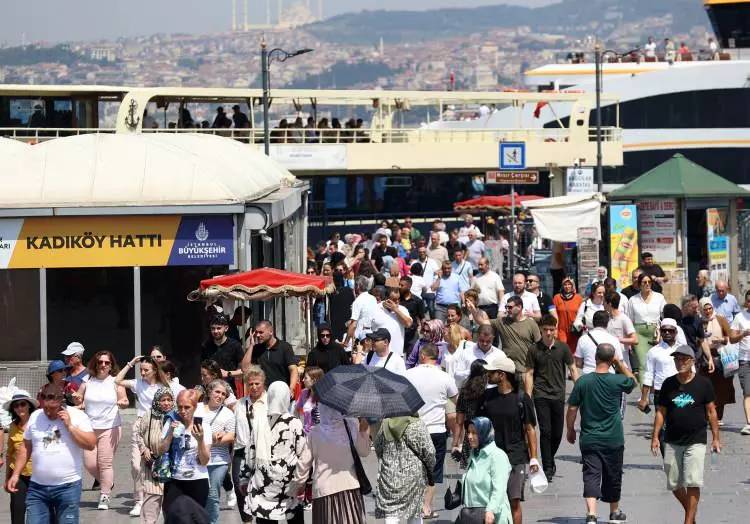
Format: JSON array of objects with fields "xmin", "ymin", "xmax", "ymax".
[{"xmin": 1, "ymin": 126, "xmax": 621, "ymax": 144}]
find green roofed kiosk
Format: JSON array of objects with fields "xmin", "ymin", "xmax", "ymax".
[{"xmin": 608, "ymin": 153, "xmax": 749, "ymax": 300}]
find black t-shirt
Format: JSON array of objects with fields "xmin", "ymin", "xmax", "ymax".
[
  {"xmin": 446, "ymin": 240, "xmax": 466, "ymax": 261},
  {"xmin": 621, "ymin": 285, "xmax": 639, "ymax": 299},
  {"xmin": 251, "ymin": 339, "xmax": 296, "ymax": 386},
  {"xmin": 639, "ymin": 264, "xmax": 666, "ymax": 293},
  {"xmin": 306, "ymin": 343, "xmax": 351, "ymax": 373},
  {"xmin": 478, "ymin": 387, "xmax": 536, "ymax": 465},
  {"xmin": 526, "ymin": 340, "xmax": 573, "ymax": 401},
  {"xmin": 201, "ymin": 337, "xmax": 245, "ymax": 372},
  {"xmin": 680, "ymin": 316, "xmax": 703, "ymax": 356},
  {"xmin": 536, "ymin": 292, "xmax": 554, "ymax": 315},
  {"xmin": 657, "ymin": 374, "xmax": 715, "ymax": 446},
  {"xmin": 400, "ymin": 294, "xmax": 426, "ymax": 343},
  {"xmin": 371, "ymin": 245, "xmax": 389, "ymax": 271}
]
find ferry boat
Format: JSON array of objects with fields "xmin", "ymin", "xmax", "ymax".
[{"xmin": 431, "ymin": 0, "xmax": 750, "ymax": 187}]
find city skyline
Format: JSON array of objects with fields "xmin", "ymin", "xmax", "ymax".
[{"xmin": 1, "ymin": 0, "xmax": 558, "ymax": 45}]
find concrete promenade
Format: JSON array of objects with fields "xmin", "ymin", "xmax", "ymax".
[{"xmin": 1, "ymin": 393, "xmax": 748, "ymax": 523}]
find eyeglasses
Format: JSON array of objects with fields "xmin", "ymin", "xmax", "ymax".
[
  {"xmin": 527, "ymin": 279, "xmax": 539, "ymax": 284},
  {"xmin": 40, "ymin": 394, "xmax": 63, "ymax": 401},
  {"xmin": 319, "ymin": 333, "xmax": 332, "ymax": 339},
  {"xmin": 641, "ymin": 280, "xmax": 652, "ymax": 285}
]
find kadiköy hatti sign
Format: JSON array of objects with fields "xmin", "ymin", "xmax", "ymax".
[{"xmin": 0, "ymin": 215, "xmax": 234, "ymax": 268}]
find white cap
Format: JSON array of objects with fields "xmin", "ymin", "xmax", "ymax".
[
  {"xmin": 61, "ymin": 341, "xmax": 85, "ymax": 356},
  {"xmin": 483, "ymin": 353, "xmax": 516, "ymax": 374},
  {"xmin": 660, "ymin": 318, "xmax": 678, "ymax": 329}
]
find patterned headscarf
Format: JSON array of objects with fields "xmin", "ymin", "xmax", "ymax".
[
  {"xmin": 150, "ymin": 386, "xmax": 174, "ymax": 417},
  {"xmin": 469, "ymin": 416, "xmax": 495, "ymax": 450},
  {"xmin": 420, "ymin": 319, "xmax": 445, "ymax": 344}
]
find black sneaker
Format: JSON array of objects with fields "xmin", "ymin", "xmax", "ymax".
[
  {"xmin": 609, "ymin": 509, "xmax": 627, "ymax": 522},
  {"xmin": 585, "ymin": 515, "xmax": 597, "ymax": 523}
]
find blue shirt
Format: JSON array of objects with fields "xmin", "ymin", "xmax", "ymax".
[
  {"xmin": 452, "ymin": 260, "xmax": 473, "ymax": 290},
  {"xmin": 711, "ymin": 292, "xmax": 740, "ymax": 322},
  {"xmin": 436, "ymin": 273, "xmax": 468, "ymax": 305}
]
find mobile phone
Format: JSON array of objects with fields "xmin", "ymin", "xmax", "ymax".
[{"xmin": 194, "ymin": 416, "xmax": 203, "ymax": 426}]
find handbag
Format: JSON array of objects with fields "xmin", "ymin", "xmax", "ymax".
[
  {"xmin": 456, "ymin": 507, "xmax": 487, "ymax": 524},
  {"xmin": 344, "ymin": 420, "xmax": 372, "ymax": 495},
  {"xmin": 151, "ymin": 452, "xmax": 172, "ymax": 482},
  {"xmin": 719, "ymin": 343, "xmax": 740, "ymax": 378},
  {"xmin": 444, "ymin": 479, "xmax": 462, "ymax": 510}
]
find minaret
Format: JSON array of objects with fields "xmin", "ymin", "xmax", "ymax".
[
  {"xmin": 278, "ymin": 0, "xmax": 283, "ymax": 26},
  {"xmin": 231, "ymin": 0, "xmax": 237, "ymax": 31},
  {"xmin": 243, "ymin": 0, "xmax": 248, "ymax": 30},
  {"xmin": 318, "ymin": 0, "xmax": 323, "ymax": 20},
  {"xmin": 266, "ymin": 0, "xmax": 271, "ymax": 26}
]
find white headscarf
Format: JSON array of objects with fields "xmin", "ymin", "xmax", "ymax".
[{"xmin": 254, "ymin": 381, "xmax": 291, "ymax": 466}]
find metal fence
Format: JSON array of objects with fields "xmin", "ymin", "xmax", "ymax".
[{"xmin": 0, "ymin": 361, "xmax": 50, "ymax": 399}]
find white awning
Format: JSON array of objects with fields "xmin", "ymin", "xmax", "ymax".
[
  {"xmin": 0, "ymin": 133, "xmax": 296, "ymax": 210},
  {"xmin": 522, "ymin": 193, "xmax": 605, "ymax": 242}
]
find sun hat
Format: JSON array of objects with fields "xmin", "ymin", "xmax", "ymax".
[
  {"xmin": 2, "ymin": 389, "xmax": 38, "ymax": 411},
  {"xmin": 483, "ymin": 354, "xmax": 516, "ymax": 374}
]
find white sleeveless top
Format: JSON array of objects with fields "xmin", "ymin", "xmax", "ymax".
[{"xmin": 84, "ymin": 376, "xmax": 122, "ymax": 429}]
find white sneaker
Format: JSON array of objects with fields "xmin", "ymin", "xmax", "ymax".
[
  {"xmin": 129, "ymin": 501, "xmax": 142, "ymax": 517},
  {"xmin": 226, "ymin": 490, "xmax": 237, "ymax": 508},
  {"xmin": 741, "ymin": 424, "xmax": 750, "ymax": 435},
  {"xmin": 97, "ymin": 494, "xmax": 110, "ymax": 510}
]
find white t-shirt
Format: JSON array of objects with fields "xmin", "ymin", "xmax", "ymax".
[
  {"xmin": 574, "ymin": 328, "xmax": 624, "ymax": 374},
  {"xmin": 410, "ymin": 274, "xmax": 429, "ymax": 298},
  {"xmin": 170, "ymin": 377, "xmax": 186, "ymax": 399},
  {"xmin": 363, "ymin": 350, "xmax": 407, "ymax": 376},
  {"xmin": 644, "ymin": 41, "xmax": 657, "ymax": 57},
  {"xmin": 350, "ymin": 292, "xmax": 378, "ymax": 340},
  {"xmin": 452, "ymin": 342, "xmax": 505, "ymax": 388},
  {"xmin": 626, "ymin": 292, "xmax": 666, "ymax": 325},
  {"xmin": 607, "ymin": 314, "xmax": 636, "ymax": 351},
  {"xmin": 414, "ymin": 258, "xmax": 439, "ymax": 289},
  {"xmin": 25, "ymin": 407, "xmax": 94, "ymax": 486},
  {"xmin": 500, "ymin": 290, "xmax": 541, "ymax": 317},
  {"xmin": 465, "ymin": 239, "xmax": 485, "ymax": 269},
  {"xmin": 123, "ymin": 378, "xmax": 162, "ymax": 417},
  {"xmin": 371, "ymin": 304, "xmax": 412, "ymax": 354},
  {"xmin": 83, "ymin": 376, "xmax": 122, "ymax": 429},
  {"xmin": 406, "ymin": 364, "xmax": 458, "ymax": 434},
  {"xmin": 473, "ymin": 270, "xmax": 504, "ymax": 306},
  {"xmin": 731, "ymin": 310, "xmax": 750, "ymax": 361},
  {"xmin": 205, "ymin": 404, "xmax": 237, "ymax": 465},
  {"xmin": 643, "ymin": 342, "xmax": 678, "ymax": 390},
  {"xmin": 441, "ymin": 340, "xmax": 470, "ymax": 387},
  {"xmin": 162, "ymin": 419, "xmax": 213, "ymax": 480}
]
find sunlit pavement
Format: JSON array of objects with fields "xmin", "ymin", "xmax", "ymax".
[{"xmin": 1, "ymin": 390, "xmax": 748, "ymax": 523}]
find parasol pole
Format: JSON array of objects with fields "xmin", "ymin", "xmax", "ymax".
[
  {"xmin": 306, "ymin": 296, "xmax": 312, "ymax": 354},
  {"xmin": 509, "ymin": 185, "xmax": 515, "ymax": 276}
]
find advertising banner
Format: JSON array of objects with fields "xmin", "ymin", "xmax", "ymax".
[
  {"xmin": 707, "ymin": 208, "xmax": 729, "ymax": 283},
  {"xmin": 577, "ymin": 227, "xmax": 599, "ymax": 294},
  {"xmin": 566, "ymin": 167, "xmax": 594, "ymax": 194},
  {"xmin": 0, "ymin": 215, "xmax": 234, "ymax": 268},
  {"xmin": 609, "ymin": 205, "xmax": 639, "ymax": 289},
  {"xmin": 638, "ymin": 199, "xmax": 677, "ymax": 269}
]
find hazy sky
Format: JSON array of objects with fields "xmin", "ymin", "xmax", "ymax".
[{"xmin": 1, "ymin": 0, "xmax": 557, "ymax": 45}]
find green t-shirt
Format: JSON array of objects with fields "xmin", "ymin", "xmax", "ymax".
[
  {"xmin": 568, "ymin": 372, "xmax": 636, "ymax": 450},
  {"xmin": 490, "ymin": 317, "xmax": 541, "ymax": 372}
]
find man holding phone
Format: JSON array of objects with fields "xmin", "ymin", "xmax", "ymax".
[{"xmin": 6, "ymin": 383, "xmax": 96, "ymax": 524}]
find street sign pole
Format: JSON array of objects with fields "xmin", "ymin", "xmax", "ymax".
[{"xmin": 510, "ymin": 184, "xmax": 515, "ymax": 276}]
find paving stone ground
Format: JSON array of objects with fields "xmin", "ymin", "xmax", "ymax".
[{"xmin": 1, "ymin": 392, "xmax": 748, "ymax": 523}]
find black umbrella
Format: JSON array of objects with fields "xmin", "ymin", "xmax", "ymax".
[{"xmin": 314, "ymin": 365, "xmax": 425, "ymax": 419}]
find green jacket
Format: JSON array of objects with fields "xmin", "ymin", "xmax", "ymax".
[{"xmin": 462, "ymin": 442, "xmax": 513, "ymax": 524}]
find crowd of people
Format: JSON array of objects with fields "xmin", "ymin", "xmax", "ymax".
[{"xmin": 0, "ymin": 215, "xmax": 747, "ymax": 524}]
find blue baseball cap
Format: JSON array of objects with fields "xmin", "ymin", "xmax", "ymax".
[{"xmin": 47, "ymin": 360, "xmax": 70, "ymax": 377}]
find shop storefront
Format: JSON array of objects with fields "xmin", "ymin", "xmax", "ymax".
[{"xmin": 0, "ymin": 134, "xmax": 308, "ymax": 387}]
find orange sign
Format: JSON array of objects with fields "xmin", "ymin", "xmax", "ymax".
[{"xmin": 486, "ymin": 170, "xmax": 539, "ymax": 184}]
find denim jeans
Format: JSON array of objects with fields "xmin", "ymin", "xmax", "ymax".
[
  {"xmin": 207, "ymin": 463, "xmax": 230, "ymax": 524},
  {"xmin": 26, "ymin": 479, "xmax": 82, "ymax": 524}
]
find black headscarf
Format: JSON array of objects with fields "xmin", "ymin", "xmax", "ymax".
[{"xmin": 315, "ymin": 323, "xmax": 336, "ymax": 351}]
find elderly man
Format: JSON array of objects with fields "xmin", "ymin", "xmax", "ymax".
[
  {"xmin": 432, "ymin": 260, "xmax": 468, "ymax": 323},
  {"xmin": 711, "ymin": 280, "xmax": 741, "ymax": 322},
  {"xmin": 696, "ymin": 269, "xmax": 714, "ymax": 298},
  {"xmin": 472, "ymin": 256, "xmax": 505, "ymax": 319},
  {"xmin": 7, "ymin": 383, "xmax": 96, "ymax": 524},
  {"xmin": 231, "ymin": 366, "xmax": 267, "ymax": 522},
  {"xmin": 427, "ymin": 232, "xmax": 449, "ymax": 265},
  {"xmin": 465, "ymin": 229, "xmax": 486, "ymax": 271}
]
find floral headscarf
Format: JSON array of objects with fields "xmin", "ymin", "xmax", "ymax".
[
  {"xmin": 150, "ymin": 386, "xmax": 174, "ymax": 417},
  {"xmin": 420, "ymin": 319, "xmax": 445, "ymax": 344}
]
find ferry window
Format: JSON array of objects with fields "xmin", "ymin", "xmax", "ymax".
[
  {"xmin": 9, "ymin": 98, "xmax": 44, "ymax": 125},
  {"xmin": 0, "ymin": 269, "xmax": 40, "ymax": 361},
  {"xmin": 324, "ymin": 177, "xmax": 348, "ymax": 209}
]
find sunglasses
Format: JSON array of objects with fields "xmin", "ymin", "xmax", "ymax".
[
  {"xmin": 319, "ymin": 333, "xmax": 332, "ymax": 338},
  {"xmin": 41, "ymin": 394, "xmax": 63, "ymax": 401},
  {"xmin": 660, "ymin": 328, "xmax": 677, "ymax": 333},
  {"xmin": 98, "ymin": 360, "xmax": 111, "ymax": 365}
]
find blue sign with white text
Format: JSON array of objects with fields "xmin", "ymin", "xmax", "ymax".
[{"xmin": 167, "ymin": 215, "xmax": 235, "ymax": 266}]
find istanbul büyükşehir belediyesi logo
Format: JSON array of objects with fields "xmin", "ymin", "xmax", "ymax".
[{"xmin": 195, "ymin": 222, "xmax": 209, "ymax": 242}]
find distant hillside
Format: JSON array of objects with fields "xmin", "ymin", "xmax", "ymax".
[
  {"xmin": 305, "ymin": 0, "xmax": 709, "ymax": 44},
  {"xmin": 0, "ymin": 44, "xmax": 115, "ymax": 66},
  {"xmin": 288, "ymin": 61, "xmax": 400, "ymax": 89}
]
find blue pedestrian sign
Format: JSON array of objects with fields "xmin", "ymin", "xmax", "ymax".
[{"xmin": 499, "ymin": 142, "xmax": 526, "ymax": 170}]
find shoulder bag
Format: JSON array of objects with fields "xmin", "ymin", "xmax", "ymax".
[
  {"xmin": 457, "ymin": 507, "xmax": 487, "ymax": 523},
  {"xmin": 444, "ymin": 479, "xmax": 462, "ymax": 510},
  {"xmin": 343, "ymin": 420, "xmax": 372, "ymax": 495}
]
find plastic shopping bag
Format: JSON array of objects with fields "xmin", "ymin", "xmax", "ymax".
[{"xmin": 719, "ymin": 344, "xmax": 740, "ymax": 378}]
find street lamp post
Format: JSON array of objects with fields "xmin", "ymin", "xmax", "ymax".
[{"xmin": 260, "ymin": 40, "xmax": 313, "ymax": 156}]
